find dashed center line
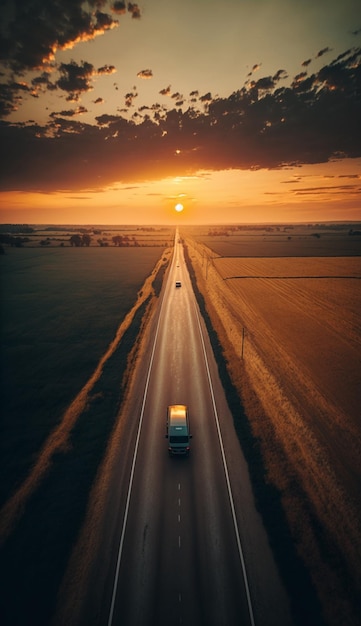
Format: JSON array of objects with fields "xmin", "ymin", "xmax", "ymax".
[{"xmin": 178, "ymin": 535, "xmax": 181, "ymax": 548}]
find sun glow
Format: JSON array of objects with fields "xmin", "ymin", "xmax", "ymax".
[{"xmin": 175, "ymin": 203, "xmax": 184, "ymax": 212}]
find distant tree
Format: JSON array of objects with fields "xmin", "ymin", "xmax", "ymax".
[
  {"xmin": 112, "ymin": 235, "xmax": 123, "ymax": 246},
  {"xmin": 69, "ymin": 234, "xmax": 82, "ymax": 247},
  {"xmin": 82, "ymin": 234, "xmax": 91, "ymax": 247}
]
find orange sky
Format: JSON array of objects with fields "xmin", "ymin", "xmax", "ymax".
[
  {"xmin": 1, "ymin": 160, "xmax": 360, "ymax": 225},
  {"xmin": 0, "ymin": 1, "xmax": 360, "ymax": 224}
]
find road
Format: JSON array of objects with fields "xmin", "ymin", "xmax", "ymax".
[{"xmin": 69, "ymin": 233, "xmax": 292, "ymax": 626}]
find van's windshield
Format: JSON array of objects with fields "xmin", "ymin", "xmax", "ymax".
[{"xmin": 169, "ymin": 435, "xmax": 189, "ymax": 443}]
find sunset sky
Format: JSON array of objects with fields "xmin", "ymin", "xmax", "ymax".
[{"xmin": 0, "ymin": 0, "xmax": 360, "ymax": 224}]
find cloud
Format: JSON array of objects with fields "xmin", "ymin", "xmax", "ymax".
[
  {"xmin": 97, "ymin": 65, "xmax": 116, "ymax": 75},
  {"xmin": 0, "ymin": 47, "xmax": 360, "ymax": 192},
  {"xmin": 127, "ymin": 3, "xmax": 141, "ymax": 19},
  {"xmin": 160, "ymin": 85, "xmax": 171, "ymax": 96},
  {"xmin": 111, "ymin": 2, "xmax": 141, "ymax": 19},
  {"xmin": 199, "ymin": 92, "xmax": 212, "ymax": 102},
  {"xmin": 316, "ymin": 47, "xmax": 332, "ymax": 58},
  {"xmin": 124, "ymin": 90, "xmax": 138, "ymax": 107},
  {"xmin": 50, "ymin": 106, "xmax": 88, "ymax": 118},
  {"xmin": 273, "ymin": 69, "xmax": 288, "ymax": 81},
  {"xmin": 0, "ymin": 1, "xmax": 119, "ymax": 74},
  {"xmin": 247, "ymin": 63, "xmax": 261, "ymax": 77},
  {"xmin": 56, "ymin": 61, "xmax": 96, "ymax": 98},
  {"xmin": 137, "ymin": 69, "xmax": 153, "ymax": 79},
  {"xmin": 0, "ymin": 1, "xmax": 138, "ymax": 115}
]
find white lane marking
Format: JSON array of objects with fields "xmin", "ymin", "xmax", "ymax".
[
  {"xmin": 193, "ymin": 298, "xmax": 256, "ymax": 626},
  {"xmin": 178, "ymin": 482, "xmax": 181, "ymax": 491},
  {"xmin": 178, "ymin": 514, "xmax": 181, "ymax": 523},
  {"xmin": 178, "ymin": 497, "xmax": 181, "ymax": 507},
  {"xmin": 107, "ymin": 267, "xmax": 169, "ymax": 626},
  {"xmin": 178, "ymin": 535, "xmax": 181, "ymax": 548}
]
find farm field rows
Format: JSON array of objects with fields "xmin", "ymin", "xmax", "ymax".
[
  {"xmin": 190, "ymin": 223, "xmax": 361, "ymax": 257},
  {"xmin": 213, "ymin": 256, "xmax": 361, "ymax": 488},
  {"xmin": 183, "ymin": 228, "xmax": 361, "ymax": 626}
]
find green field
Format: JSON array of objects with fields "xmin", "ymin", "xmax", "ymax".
[
  {"xmin": 0, "ymin": 244, "xmax": 171, "ymax": 626},
  {"xmin": 0, "ymin": 246, "xmax": 165, "ymax": 506}
]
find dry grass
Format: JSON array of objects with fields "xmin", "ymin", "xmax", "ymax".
[{"xmin": 184, "ymin": 236, "xmax": 361, "ymax": 626}]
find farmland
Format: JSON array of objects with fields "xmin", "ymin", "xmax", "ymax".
[
  {"xmin": 0, "ymin": 242, "xmax": 172, "ymax": 625},
  {"xmin": 0, "ymin": 224, "xmax": 173, "ymax": 249},
  {"xmin": 182, "ymin": 224, "xmax": 361, "ymax": 626}
]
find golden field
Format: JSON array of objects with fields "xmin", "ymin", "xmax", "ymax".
[{"xmin": 183, "ymin": 232, "xmax": 361, "ymax": 626}]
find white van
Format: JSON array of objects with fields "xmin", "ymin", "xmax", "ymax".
[{"xmin": 165, "ymin": 405, "xmax": 192, "ymax": 456}]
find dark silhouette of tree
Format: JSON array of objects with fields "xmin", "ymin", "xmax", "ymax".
[
  {"xmin": 82, "ymin": 234, "xmax": 91, "ymax": 246},
  {"xmin": 112, "ymin": 235, "xmax": 123, "ymax": 246},
  {"xmin": 69, "ymin": 234, "xmax": 82, "ymax": 247}
]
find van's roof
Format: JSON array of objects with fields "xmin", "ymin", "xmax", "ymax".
[{"xmin": 168, "ymin": 404, "xmax": 187, "ymax": 424}]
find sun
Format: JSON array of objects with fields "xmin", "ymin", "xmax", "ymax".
[{"xmin": 175, "ymin": 203, "xmax": 184, "ymax": 212}]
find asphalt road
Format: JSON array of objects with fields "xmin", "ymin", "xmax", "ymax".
[{"xmin": 71, "ymin": 234, "xmax": 292, "ymax": 626}]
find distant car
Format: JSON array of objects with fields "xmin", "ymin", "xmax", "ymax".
[{"xmin": 175, "ymin": 281, "xmax": 182, "ymax": 288}]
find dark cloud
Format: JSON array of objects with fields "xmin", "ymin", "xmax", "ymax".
[
  {"xmin": 0, "ymin": 1, "xmax": 119, "ymax": 74},
  {"xmin": 302, "ymin": 59, "xmax": 312, "ymax": 68},
  {"xmin": 112, "ymin": 2, "xmax": 127, "ymax": 15},
  {"xmin": 50, "ymin": 106, "xmax": 88, "ymax": 118},
  {"xmin": 0, "ymin": 47, "xmax": 360, "ymax": 192},
  {"xmin": 316, "ymin": 46, "xmax": 332, "ymax": 58},
  {"xmin": 137, "ymin": 69, "xmax": 153, "ymax": 79},
  {"xmin": 56, "ymin": 61, "xmax": 95, "ymax": 98},
  {"xmin": 0, "ymin": 1, "xmax": 137, "ymax": 115},
  {"xmin": 199, "ymin": 92, "xmax": 212, "ymax": 102},
  {"xmin": 273, "ymin": 69, "xmax": 288, "ymax": 81},
  {"xmin": 127, "ymin": 3, "xmax": 141, "ymax": 19},
  {"xmin": 111, "ymin": 1, "xmax": 140, "ymax": 19},
  {"xmin": 124, "ymin": 90, "xmax": 138, "ymax": 107},
  {"xmin": 160, "ymin": 85, "xmax": 171, "ymax": 96},
  {"xmin": 97, "ymin": 64, "xmax": 116, "ymax": 75},
  {"xmin": 0, "ymin": 80, "xmax": 31, "ymax": 116}
]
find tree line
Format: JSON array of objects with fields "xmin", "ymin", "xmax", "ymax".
[{"xmin": 69, "ymin": 234, "xmax": 141, "ymax": 247}]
